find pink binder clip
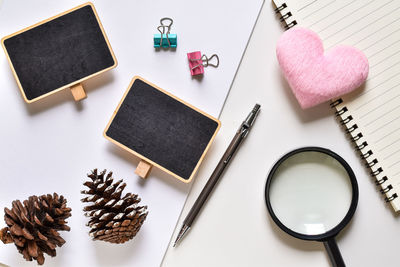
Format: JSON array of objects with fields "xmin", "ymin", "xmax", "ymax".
[{"xmin": 187, "ymin": 51, "xmax": 219, "ymax": 76}]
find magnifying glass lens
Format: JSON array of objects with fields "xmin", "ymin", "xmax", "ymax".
[{"xmin": 269, "ymin": 151, "xmax": 353, "ymax": 235}]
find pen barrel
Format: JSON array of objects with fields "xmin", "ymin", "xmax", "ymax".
[{"xmin": 184, "ymin": 131, "xmax": 245, "ymax": 226}]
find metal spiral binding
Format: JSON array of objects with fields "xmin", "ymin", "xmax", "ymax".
[
  {"xmin": 284, "ymin": 21, "xmax": 297, "ymax": 30},
  {"xmin": 350, "ymin": 133, "xmax": 363, "ymax": 142},
  {"xmin": 366, "ymin": 159, "xmax": 378, "ymax": 168},
  {"xmin": 274, "ymin": 3, "xmax": 297, "ymax": 30},
  {"xmin": 380, "ymin": 184, "xmax": 393, "ymax": 193},
  {"xmin": 330, "ymin": 98, "xmax": 343, "ymax": 108},
  {"xmin": 371, "ymin": 167, "xmax": 383, "ymax": 176},
  {"xmin": 330, "ymin": 99, "xmax": 398, "ymax": 204},
  {"xmin": 375, "ymin": 176, "xmax": 388, "ymax": 185},
  {"xmin": 360, "ymin": 150, "xmax": 373, "ymax": 159},
  {"xmin": 345, "ymin": 124, "xmax": 358, "ymax": 133},
  {"xmin": 340, "ymin": 115, "xmax": 353, "ymax": 125},
  {"xmin": 335, "ymin": 106, "xmax": 348, "ymax": 116},
  {"xmin": 355, "ymin": 141, "xmax": 368, "ymax": 150},
  {"xmin": 385, "ymin": 193, "xmax": 398, "ymax": 202},
  {"xmin": 280, "ymin": 12, "xmax": 292, "ymax": 22},
  {"xmin": 274, "ymin": 3, "xmax": 287, "ymax": 12}
]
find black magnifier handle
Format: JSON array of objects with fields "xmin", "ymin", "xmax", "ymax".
[{"xmin": 323, "ymin": 238, "xmax": 345, "ymax": 267}]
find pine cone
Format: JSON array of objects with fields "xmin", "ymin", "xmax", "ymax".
[
  {"xmin": 0, "ymin": 193, "xmax": 71, "ymax": 265},
  {"xmin": 81, "ymin": 169, "xmax": 148, "ymax": 244}
]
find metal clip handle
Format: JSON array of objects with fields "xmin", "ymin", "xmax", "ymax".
[
  {"xmin": 160, "ymin": 17, "xmax": 173, "ymax": 33},
  {"xmin": 190, "ymin": 54, "xmax": 220, "ymax": 70},
  {"xmin": 157, "ymin": 17, "xmax": 174, "ymax": 47}
]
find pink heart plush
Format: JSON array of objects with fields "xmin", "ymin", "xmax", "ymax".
[{"xmin": 276, "ymin": 27, "xmax": 369, "ymax": 109}]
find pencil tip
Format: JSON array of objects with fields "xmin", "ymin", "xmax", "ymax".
[{"xmin": 173, "ymin": 224, "xmax": 190, "ymax": 248}]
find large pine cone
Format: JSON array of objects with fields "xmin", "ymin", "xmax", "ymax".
[
  {"xmin": 81, "ymin": 169, "xmax": 148, "ymax": 244},
  {"xmin": 0, "ymin": 193, "xmax": 71, "ymax": 265}
]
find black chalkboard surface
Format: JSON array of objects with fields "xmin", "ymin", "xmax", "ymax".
[
  {"xmin": 1, "ymin": 3, "xmax": 117, "ymax": 103},
  {"xmin": 104, "ymin": 77, "xmax": 221, "ymax": 183}
]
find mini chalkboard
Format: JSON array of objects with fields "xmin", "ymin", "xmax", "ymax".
[
  {"xmin": 1, "ymin": 2, "xmax": 117, "ymax": 103},
  {"xmin": 104, "ymin": 76, "xmax": 221, "ymax": 183}
]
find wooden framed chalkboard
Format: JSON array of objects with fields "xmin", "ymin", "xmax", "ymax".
[
  {"xmin": 1, "ymin": 2, "xmax": 117, "ymax": 103},
  {"xmin": 104, "ymin": 76, "xmax": 221, "ymax": 183}
]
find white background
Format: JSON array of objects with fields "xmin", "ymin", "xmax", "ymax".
[
  {"xmin": 162, "ymin": 2, "xmax": 400, "ymax": 267},
  {"xmin": 0, "ymin": 0, "xmax": 262, "ymax": 267}
]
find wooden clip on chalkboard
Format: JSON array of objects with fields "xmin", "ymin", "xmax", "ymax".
[
  {"xmin": 104, "ymin": 77, "xmax": 221, "ymax": 183},
  {"xmin": 1, "ymin": 2, "xmax": 117, "ymax": 103}
]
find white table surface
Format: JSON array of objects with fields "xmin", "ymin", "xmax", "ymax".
[
  {"xmin": 161, "ymin": 2, "xmax": 400, "ymax": 267},
  {"xmin": 0, "ymin": 1, "xmax": 262, "ymax": 267}
]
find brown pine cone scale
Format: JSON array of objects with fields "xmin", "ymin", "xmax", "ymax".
[
  {"xmin": 0, "ymin": 193, "xmax": 71, "ymax": 265},
  {"xmin": 81, "ymin": 169, "xmax": 148, "ymax": 244}
]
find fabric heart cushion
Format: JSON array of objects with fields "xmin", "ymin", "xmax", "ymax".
[{"xmin": 276, "ymin": 27, "xmax": 369, "ymax": 109}]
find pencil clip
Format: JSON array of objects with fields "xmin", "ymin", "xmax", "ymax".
[
  {"xmin": 154, "ymin": 17, "xmax": 177, "ymax": 48},
  {"xmin": 187, "ymin": 51, "xmax": 219, "ymax": 76}
]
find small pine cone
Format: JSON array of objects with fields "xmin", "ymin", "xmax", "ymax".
[
  {"xmin": 81, "ymin": 169, "xmax": 148, "ymax": 244},
  {"xmin": 0, "ymin": 193, "xmax": 71, "ymax": 265}
]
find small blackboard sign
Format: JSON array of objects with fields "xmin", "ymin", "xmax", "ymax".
[
  {"xmin": 1, "ymin": 2, "xmax": 117, "ymax": 103},
  {"xmin": 104, "ymin": 77, "xmax": 221, "ymax": 183}
]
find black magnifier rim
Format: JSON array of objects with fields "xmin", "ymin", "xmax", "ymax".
[{"xmin": 265, "ymin": 147, "xmax": 358, "ymax": 242}]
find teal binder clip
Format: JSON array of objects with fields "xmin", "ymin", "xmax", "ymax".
[{"xmin": 154, "ymin": 18, "xmax": 177, "ymax": 48}]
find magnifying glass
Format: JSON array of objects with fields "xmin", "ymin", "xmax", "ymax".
[{"xmin": 265, "ymin": 147, "xmax": 358, "ymax": 267}]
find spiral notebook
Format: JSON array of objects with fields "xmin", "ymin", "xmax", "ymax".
[{"xmin": 273, "ymin": 0, "xmax": 400, "ymax": 212}]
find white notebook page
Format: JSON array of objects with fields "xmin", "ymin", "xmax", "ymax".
[{"xmin": 273, "ymin": 0, "xmax": 400, "ymax": 211}]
